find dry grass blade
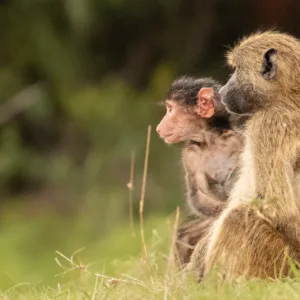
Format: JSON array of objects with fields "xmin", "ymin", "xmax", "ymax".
[
  {"xmin": 54, "ymin": 250, "xmax": 149, "ymax": 290},
  {"xmin": 127, "ymin": 150, "xmax": 136, "ymax": 237},
  {"xmin": 164, "ymin": 206, "xmax": 180, "ymax": 300},
  {"xmin": 121, "ymin": 273, "xmax": 146, "ymax": 285},
  {"xmin": 139, "ymin": 125, "xmax": 151, "ymax": 258},
  {"xmin": 138, "ymin": 125, "xmax": 155, "ymax": 287},
  {"xmin": 91, "ymin": 276, "xmax": 98, "ymax": 300},
  {"xmin": 168, "ymin": 207, "xmax": 180, "ymax": 269}
]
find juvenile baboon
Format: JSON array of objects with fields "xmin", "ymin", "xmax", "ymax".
[
  {"xmin": 189, "ymin": 31, "xmax": 300, "ymax": 279},
  {"xmin": 156, "ymin": 76, "xmax": 244, "ymax": 264}
]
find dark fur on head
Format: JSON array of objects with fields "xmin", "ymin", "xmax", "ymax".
[
  {"xmin": 167, "ymin": 76, "xmax": 222, "ymax": 106},
  {"xmin": 167, "ymin": 76, "xmax": 230, "ymax": 129}
]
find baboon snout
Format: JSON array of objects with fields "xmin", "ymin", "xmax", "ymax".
[{"xmin": 156, "ymin": 123, "xmax": 161, "ymax": 134}]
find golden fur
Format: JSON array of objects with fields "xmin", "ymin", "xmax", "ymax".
[{"xmin": 188, "ymin": 31, "xmax": 300, "ymax": 279}]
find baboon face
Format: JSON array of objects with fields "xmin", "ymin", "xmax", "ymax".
[
  {"xmin": 220, "ymin": 49, "xmax": 277, "ymax": 116},
  {"xmin": 156, "ymin": 99, "xmax": 206, "ymax": 144},
  {"xmin": 219, "ymin": 31, "xmax": 300, "ymax": 116},
  {"xmin": 156, "ymin": 87, "xmax": 220, "ymax": 144}
]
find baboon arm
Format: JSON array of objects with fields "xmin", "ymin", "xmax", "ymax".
[
  {"xmin": 191, "ymin": 189, "xmax": 225, "ymax": 216},
  {"xmin": 246, "ymin": 117, "xmax": 298, "ymax": 205},
  {"xmin": 252, "ymin": 136, "xmax": 300, "ymax": 238},
  {"xmin": 231, "ymin": 134, "xmax": 300, "ymax": 245},
  {"xmin": 186, "ymin": 171, "xmax": 225, "ymax": 217},
  {"xmin": 231, "ymin": 127, "xmax": 298, "ymax": 217},
  {"xmin": 176, "ymin": 218, "xmax": 212, "ymax": 265}
]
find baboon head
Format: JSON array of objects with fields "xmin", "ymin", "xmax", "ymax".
[
  {"xmin": 220, "ymin": 31, "xmax": 300, "ymax": 115},
  {"xmin": 156, "ymin": 76, "xmax": 228, "ymax": 144}
]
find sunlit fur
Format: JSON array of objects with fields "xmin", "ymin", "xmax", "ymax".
[
  {"xmin": 227, "ymin": 31, "xmax": 300, "ymax": 100},
  {"xmin": 189, "ymin": 31, "xmax": 300, "ymax": 279}
]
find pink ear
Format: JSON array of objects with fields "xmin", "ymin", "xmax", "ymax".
[
  {"xmin": 197, "ymin": 87, "xmax": 215, "ymax": 118},
  {"xmin": 198, "ymin": 87, "xmax": 214, "ymax": 100}
]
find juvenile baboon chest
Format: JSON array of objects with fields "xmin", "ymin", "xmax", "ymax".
[{"xmin": 200, "ymin": 134, "xmax": 241, "ymax": 200}]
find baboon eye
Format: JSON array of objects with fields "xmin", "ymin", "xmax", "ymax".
[{"xmin": 167, "ymin": 105, "xmax": 173, "ymax": 113}]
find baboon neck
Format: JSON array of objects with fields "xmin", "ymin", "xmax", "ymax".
[
  {"xmin": 208, "ymin": 115, "xmax": 231, "ymax": 132},
  {"xmin": 190, "ymin": 127, "xmax": 228, "ymax": 147}
]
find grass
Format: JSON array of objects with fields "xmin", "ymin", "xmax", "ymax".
[
  {"xmin": 1, "ymin": 223, "xmax": 300, "ymax": 300},
  {"xmin": 0, "ymin": 202, "xmax": 299, "ymax": 299},
  {"xmin": 1, "ymin": 126, "xmax": 300, "ymax": 299},
  {"xmin": 0, "ymin": 200, "xmax": 299, "ymax": 299}
]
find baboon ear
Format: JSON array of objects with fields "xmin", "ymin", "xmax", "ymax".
[
  {"xmin": 197, "ymin": 87, "xmax": 215, "ymax": 118},
  {"xmin": 262, "ymin": 48, "xmax": 277, "ymax": 80}
]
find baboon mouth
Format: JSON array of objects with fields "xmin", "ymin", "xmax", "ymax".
[
  {"xmin": 224, "ymin": 103, "xmax": 245, "ymax": 115},
  {"xmin": 161, "ymin": 134, "xmax": 173, "ymax": 139},
  {"xmin": 163, "ymin": 134, "xmax": 181, "ymax": 143},
  {"xmin": 227, "ymin": 107, "xmax": 253, "ymax": 116}
]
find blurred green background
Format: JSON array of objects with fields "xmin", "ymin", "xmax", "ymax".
[{"xmin": 0, "ymin": 0, "xmax": 300, "ymax": 289}]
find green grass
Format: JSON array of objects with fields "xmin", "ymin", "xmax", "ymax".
[
  {"xmin": 2, "ymin": 250, "xmax": 300, "ymax": 300},
  {"xmin": 1, "ymin": 213, "xmax": 300, "ymax": 300}
]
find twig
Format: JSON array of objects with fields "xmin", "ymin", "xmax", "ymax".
[
  {"xmin": 139, "ymin": 125, "xmax": 154, "ymax": 286},
  {"xmin": 139, "ymin": 125, "xmax": 151, "ymax": 258},
  {"xmin": 127, "ymin": 150, "xmax": 136, "ymax": 237},
  {"xmin": 168, "ymin": 207, "xmax": 181, "ymax": 269},
  {"xmin": 164, "ymin": 207, "xmax": 180, "ymax": 300},
  {"xmin": 91, "ymin": 276, "xmax": 98, "ymax": 300},
  {"xmin": 121, "ymin": 273, "xmax": 146, "ymax": 285}
]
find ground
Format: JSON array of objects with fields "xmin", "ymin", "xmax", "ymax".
[{"xmin": 1, "ymin": 214, "xmax": 300, "ymax": 300}]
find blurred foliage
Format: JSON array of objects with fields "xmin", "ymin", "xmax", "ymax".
[{"xmin": 0, "ymin": 0, "xmax": 300, "ymax": 289}]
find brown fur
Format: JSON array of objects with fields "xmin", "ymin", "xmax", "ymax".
[
  {"xmin": 176, "ymin": 128, "xmax": 242, "ymax": 266},
  {"xmin": 189, "ymin": 31, "xmax": 300, "ymax": 279},
  {"xmin": 176, "ymin": 217, "xmax": 213, "ymax": 266},
  {"xmin": 156, "ymin": 77, "xmax": 244, "ymax": 266},
  {"xmin": 182, "ymin": 131, "xmax": 242, "ymax": 218}
]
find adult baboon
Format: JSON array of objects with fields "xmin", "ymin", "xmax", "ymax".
[{"xmin": 189, "ymin": 31, "xmax": 300, "ymax": 279}]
